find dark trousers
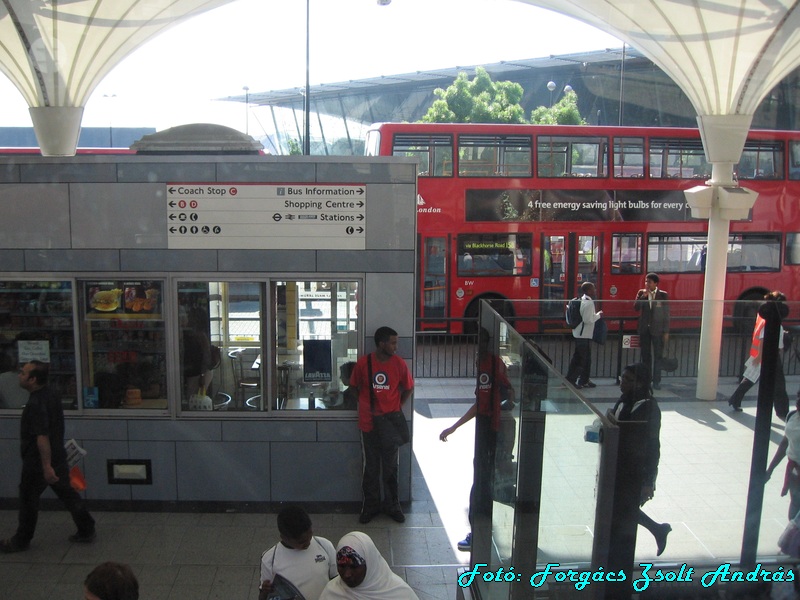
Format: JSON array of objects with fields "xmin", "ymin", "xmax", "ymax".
[
  {"xmin": 469, "ymin": 416, "xmax": 497, "ymax": 527},
  {"xmin": 728, "ymin": 362, "xmax": 789, "ymax": 417},
  {"xmin": 361, "ymin": 429, "xmax": 400, "ymax": 514},
  {"xmin": 566, "ymin": 338, "xmax": 592, "ymax": 385},
  {"xmin": 640, "ymin": 330, "xmax": 664, "ymax": 384},
  {"xmin": 15, "ymin": 462, "xmax": 95, "ymax": 545}
]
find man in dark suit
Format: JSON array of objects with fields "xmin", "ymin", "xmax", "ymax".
[{"xmin": 634, "ymin": 273, "xmax": 670, "ymax": 389}]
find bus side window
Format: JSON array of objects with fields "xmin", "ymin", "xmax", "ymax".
[
  {"xmin": 434, "ymin": 145, "xmax": 453, "ymax": 177},
  {"xmin": 611, "ymin": 233, "xmax": 642, "ymax": 274}
]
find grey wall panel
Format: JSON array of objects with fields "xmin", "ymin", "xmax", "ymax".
[
  {"xmin": 0, "ymin": 439, "xmax": 20, "ymax": 496},
  {"xmin": 70, "ymin": 183, "xmax": 166, "ymax": 248},
  {"xmin": 364, "ymin": 272, "xmax": 415, "ymax": 339},
  {"xmin": 316, "ymin": 419, "xmax": 360, "ymax": 442},
  {"xmin": 218, "ymin": 250, "xmax": 317, "ymax": 272},
  {"xmin": 117, "ymin": 162, "xmax": 217, "ymax": 183},
  {"xmin": 315, "ymin": 161, "xmax": 416, "ymax": 184},
  {"xmin": 222, "ymin": 419, "xmax": 316, "ymax": 443},
  {"xmin": 176, "ymin": 441, "xmax": 269, "ymax": 502},
  {"xmin": 317, "ymin": 250, "xmax": 413, "ymax": 273},
  {"xmin": 0, "ymin": 250, "xmax": 25, "ymax": 271},
  {"xmin": 24, "ymin": 249, "xmax": 121, "ymax": 271},
  {"xmin": 82, "ymin": 440, "xmax": 133, "ymax": 501},
  {"xmin": 20, "ymin": 162, "xmax": 117, "ymax": 183},
  {"xmin": 216, "ymin": 161, "xmax": 316, "ymax": 182},
  {"xmin": 365, "ymin": 184, "xmax": 416, "ymax": 250},
  {"xmin": 121, "ymin": 249, "xmax": 218, "ymax": 271},
  {"xmin": 0, "ymin": 184, "xmax": 71, "ymax": 248},
  {"xmin": 129, "ymin": 441, "xmax": 178, "ymax": 502},
  {"xmin": 270, "ymin": 442, "xmax": 361, "ymax": 502},
  {"xmin": 0, "ymin": 417, "xmax": 19, "ymax": 437},
  {"xmin": 128, "ymin": 419, "xmax": 222, "ymax": 442},
  {"xmin": 396, "ymin": 338, "xmax": 414, "ymax": 361},
  {"xmin": 0, "ymin": 163, "xmax": 20, "ymax": 183},
  {"xmin": 66, "ymin": 418, "xmax": 128, "ymax": 441}
]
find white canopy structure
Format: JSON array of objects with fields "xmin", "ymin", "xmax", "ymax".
[
  {"xmin": 516, "ymin": 0, "xmax": 800, "ymax": 399},
  {"xmin": 0, "ymin": 0, "xmax": 233, "ymax": 156}
]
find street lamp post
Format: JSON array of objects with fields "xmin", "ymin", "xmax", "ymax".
[
  {"xmin": 547, "ymin": 81, "xmax": 572, "ymax": 107},
  {"xmin": 303, "ymin": 0, "xmax": 389, "ymax": 154},
  {"xmin": 102, "ymin": 93, "xmax": 116, "ymax": 147},
  {"xmin": 243, "ymin": 86, "xmax": 250, "ymax": 135},
  {"xmin": 304, "ymin": 0, "xmax": 311, "ymax": 155}
]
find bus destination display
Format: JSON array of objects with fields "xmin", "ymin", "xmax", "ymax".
[{"xmin": 166, "ymin": 183, "xmax": 366, "ymax": 250}]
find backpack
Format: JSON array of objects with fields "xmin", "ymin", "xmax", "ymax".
[{"xmin": 565, "ymin": 297, "xmax": 583, "ymax": 329}]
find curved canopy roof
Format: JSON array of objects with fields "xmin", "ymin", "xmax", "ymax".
[
  {"xmin": 0, "ymin": 0, "xmax": 233, "ymax": 154},
  {"xmin": 518, "ymin": 0, "xmax": 800, "ymax": 117}
]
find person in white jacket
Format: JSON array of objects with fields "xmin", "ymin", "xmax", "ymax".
[{"xmin": 565, "ymin": 281, "xmax": 603, "ymax": 389}]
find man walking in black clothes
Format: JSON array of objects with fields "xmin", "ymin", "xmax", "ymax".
[{"xmin": 1, "ymin": 361, "xmax": 95, "ymax": 552}]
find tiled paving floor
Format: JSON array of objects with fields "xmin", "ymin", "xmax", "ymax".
[{"xmin": 0, "ymin": 375, "xmax": 799, "ymax": 599}]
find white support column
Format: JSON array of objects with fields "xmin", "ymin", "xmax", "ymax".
[
  {"xmin": 695, "ymin": 212, "xmax": 730, "ymax": 399},
  {"xmin": 687, "ymin": 114, "xmax": 756, "ymax": 400},
  {"xmin": 29, "ymin": 106, "xmax": 84, "ymax": 156}
]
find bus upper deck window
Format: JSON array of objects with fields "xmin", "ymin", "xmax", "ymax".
[
  {"xmin": 393, "ymin": 134, "xmax": 452, "ymax": 177},
  {"xmin": 537, "ymin": 136, "xmax": 607, "ymax": 177},
  {"xmin": 736, "ymin": 141, "xmax": 784, "ymax": 180},
  {"xmin": 614, "ymin": 137, "xmax": 645, "ymax": 178},
  {"xmin": 459, "ymin": 135, "xmax": 531, "ymax": 177}
]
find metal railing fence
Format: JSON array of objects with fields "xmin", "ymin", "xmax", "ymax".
[{"xmin": 415, "ymin": 318, "xmax": 800, "ymax": 380}]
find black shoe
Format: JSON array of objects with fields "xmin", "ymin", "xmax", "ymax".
[
  {"xmin": 385, "ymin": 509, "xmax": 405, "ymax": 523},
  {"xmin": 68, "ymin": 530, "xmax": 96, "ymax": 544},
  {"xmin": 581, "ymin": 381, "xmax": 596, "ymax": 389},
  {"xmin": 728, "ymin": 400, "xmax": 743, "ymax": 412},
  {"xmin": 0, "ymin": 538, "xmax": 29, "ymax": 553},
  {"xmin": 655, "ymin": 523, "xmax": 671, "ymax": 556},
  {"xmin": 358, "ymin": 511, "xmax": 377, "ymax": 524}
]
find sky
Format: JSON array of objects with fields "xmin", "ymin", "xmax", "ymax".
[{"xmin": 0, "ymin": 0, "xmax": 621, "ymax": 135}]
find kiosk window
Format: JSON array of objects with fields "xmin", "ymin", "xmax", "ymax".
[
  {"xmin": 274, "ymin": 281, "xmax": 359, "ymax": 411},
  {"xmin": 80, "ymin": 280, "xmax": 167, "ymax": 411},
  {"xmin": 0, "ymin": 281, "xmax": 76, "ymax": 410}
]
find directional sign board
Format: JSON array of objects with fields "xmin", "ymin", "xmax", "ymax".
[{"xmin": 166, "ymin": 183, "xmax": 366, "ymax": 249}]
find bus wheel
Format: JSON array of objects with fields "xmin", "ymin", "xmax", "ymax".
[
  {"xmin": 733, "ymin": 290, "xmax": 766, "ymax": 334},
  {"xmin": 463, "ymin": 296, "xmax": 514, "ymax": 334}
]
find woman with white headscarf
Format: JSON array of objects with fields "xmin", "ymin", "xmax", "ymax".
[{"xmin": 319, "ymin": 531, "xmax": 418, "ymax": 600}]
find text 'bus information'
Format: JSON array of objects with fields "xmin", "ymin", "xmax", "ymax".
[{"xmin": 166, "ymin": 183, "xmax": 366, "ymax": 249}]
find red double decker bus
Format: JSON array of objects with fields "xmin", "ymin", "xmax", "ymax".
[{"xmin": 365, "ymin": 122, "xmax": 800, "ymax": 333}]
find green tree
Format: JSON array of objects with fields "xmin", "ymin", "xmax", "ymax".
[
  {"xmin": 421, "ymin": 67, "xmax": 527, "ymax": 124},
  {"xmin": 286, "ymin": 138, "xmax": 302, "ymax": 155},
  {"xmin": 530, "ymin": 90, "xmax": 586, "ymax": 125}
]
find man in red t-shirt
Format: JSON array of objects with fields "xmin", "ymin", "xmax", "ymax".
[
  {"xmin": 351, "ymin": 326, "xmax": 414, "ymax": 524},
  {"xmin": 439, "ymin": 327, "xmax": 514, "ymax": 552}
]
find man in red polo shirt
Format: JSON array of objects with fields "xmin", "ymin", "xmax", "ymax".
[{"xmin": 351, "ymin": 326, "xmax": 414, "ymax": 524}]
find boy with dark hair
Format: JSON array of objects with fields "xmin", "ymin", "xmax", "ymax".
[
  {"xmin": 84, "ymin": 562, "xmax": 139, "ymax": 600},
  {"xmin": 634, "ymin": 272, "xmax": 670, "ymax": 389},
  {"xmin": 259, "ymin": 505, "xmax": 336, "ymax": 600}
]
